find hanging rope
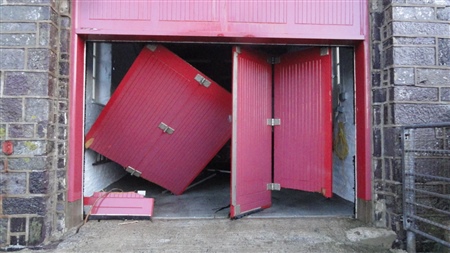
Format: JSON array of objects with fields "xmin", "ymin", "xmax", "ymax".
[{"xmin": 334, "ymin": 121, "xmax": 349, "ymax": 160}]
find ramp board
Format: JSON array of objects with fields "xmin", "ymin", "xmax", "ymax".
[
  {"xmin": 231, "ymin": 47, "xmax": 273, "ymax": 218},
  {"xmin": 85, "ymin": 45, "xmax": 232, "ymax": 195},
  {"xmin": 274, "ymin": 47, "xmax": 333, "ymax": 197}
]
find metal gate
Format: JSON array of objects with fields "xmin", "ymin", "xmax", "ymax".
[{"xmin": 402, "ymin": 123, "xmax": 450, "ymax": 252}]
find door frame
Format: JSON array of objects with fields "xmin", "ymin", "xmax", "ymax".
[{"xmin": 68, "ymin": 1, "xmax": 372, "ymax": 221}]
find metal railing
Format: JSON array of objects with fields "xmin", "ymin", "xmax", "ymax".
[{"xmin": 402, "ymin": 123, "xmax": 450, "ymax": 252}]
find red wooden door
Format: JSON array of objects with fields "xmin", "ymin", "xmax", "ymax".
[
  {"xmin": 85, "ymin": 45, "xmax": 232, "ymax": 195},
  {"xmin": 231, "ymin": 47, "xmax": 273, "ymax": 218},
  {"xmin": 273, "ymin": 47, "xmax": 333, "ymax": 197}
]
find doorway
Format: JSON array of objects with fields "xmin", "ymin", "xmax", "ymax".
[{"xmin": 83, "ymin": 42, "xmax": 356, "ymax": 219}]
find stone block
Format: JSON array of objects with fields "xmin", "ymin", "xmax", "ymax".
[
  {"xmin": 0, "ymin": 22, "xmax": 36, "ymax": 32},
  {"xmin": 0, "ymin": 218, "xmax": 7, "ymax": 245},
  {"xmin": 392, "ymin": 6, "xmax": 435, "ymax": 20},
  {"xmin": 373, "ymin": 88, "xmax": 387, "ymax": 103},
  {"xmin": 10, "ymin": 218, "xmax": 26, "ymax": 233},
  {"xmin": 391, "ymin": 86, "xmax": 438, "ymax": 101},
  {"xmin": 0, "ymin": 33, "xmax": 36, "ymax": 47},
  {"xmin": 7, "ymin": 157, "xmax": 47, "ymax": 171},
  {"xmin": 393, "ymin": 21, "xmax": 450, "ymax": 36},
  {"xmin": 417, "ymin": 68, "xmax": 450, "ymax": 86},
  {"xmin": 374, "ymin": 105, "xmax": 382, "ymax": 125},
  {"xmin": 27, "ymin": 49, "xmax": 57, "ymax": 72},
  {"xmin": 0, "ymin": 124, "xmax": 6, "ymax": 139},
  {"xmin": 59, "ymin": 61, "xmax": 69, "ymax": 76},
  {"xmin": 29, "ymin": 171, "xmax": 49, "ymax": 194},
  {"xmin": 3, "ymin": 197, "xmax": 47, "ymax": 216},
  {"xmin": 392, "ymin": 67, "xmax": 415, "ymax": 85},
  {"xmin": 8, "ymin": 124, "xmax": 35, "ymax": 138},
  {"xmin": 393, "ymin": 47, "xmax": 435, "ymax": 66},
  {"xmin": 394, "ymin": 103, "xmax": 450, "ymax": 124},
  {"xmin": 60, "ymin": 29, "xmax": 70, "ymax": 54},
  {"xmin": 0, "ymin": 172, "xmax": 27, "ymax": 195},
  {"xmin": 60, "ymin": 17, "xmax": 71, "ymax": 28},
  {"xmin": 0, "ymin": 49, "xmax": 24, "ymax": 70},
  {"xmin": 437, "ymin": 7, "xmax": 450, "ymax": 21},
  {"xmin": 29, "ymin": 217, "xmax": 45, "ymax": 246},
  {"xmin": 441, "ymin": 87, "xmax": 450, "ymax": 101},
  {"xmin": 0, "ymin": 6, "xmax": 51, "ymax": 21},
  {"xmin": 14, "ymin": 141, "xmax": 48, "ymax": 156},
  {"xmin": 438, "ymin": 38, "xmax": 450, "ymax": 66},
  {"xmin": 373, "ymin": 128, "xmax": 382, "ymax": 157},
  {"xmin": 39, "ymin": 22, "xmax": 58, "ymax": 47},
  {"xmin": 393, "ymin": 36, "xmax": 435, "ymax": 45},
  {"xmin": 4, "ymin": 72, "xmax": 50, "ymax": 96},
  {"xmin": 0, "ymin": 98, "xmax": 23, "ymax": 122},
  {"xmin": 25, "ymin": 98, "xmax": 50, "ymax": 123}
]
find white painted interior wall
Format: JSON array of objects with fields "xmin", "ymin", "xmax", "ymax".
[
  {"xmin": 332, "ymin": 47, "xmax": 356, "ymax": 202},
  {"xmin": 83, "ymin": 43, "xmax": 126, "ymax": 197}
]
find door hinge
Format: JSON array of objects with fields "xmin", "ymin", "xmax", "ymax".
[
  {"xmin": 267, "ymin": 57, "xmax": 280, "ymax": 64},
  {"xmin": 146, "ymin": 44, "xmax": 157, "ymax": 52},
  {"xmin": 158, "ymin": 122, "xmax": 175, "ymax": 134},
  {"xmin": 194, "ymin": 74, "xmax": 211, "ymax": 88},
  {"xmin": 267, "ymin": 118, "xmax": 281, "ymax": 126},
  {"xmin": 126, "ymin": 166, "xmax": 142, "ymax": 177},
  {"xmin": 320, "ymin": 47, "xmax": 329, "ymax": 56},
  {"xmin": 267, "ymin": 183, "xmax": 281, "ymax": 191}
]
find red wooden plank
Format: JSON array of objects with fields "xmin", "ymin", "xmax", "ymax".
[
  {"xmin": 84, "ymin": 192, "xmax": 154, "ymax": 218},
  {"xmin": 75, "ymin": 0, "xmax": 367, "ymax": 40},
  {"xmin": 231, "ymin": 47, "xmax": 272, "ymax": 217},
  {"xmin": 274, "ymin": 47, "xmax": 333, "ymax": 198},
  {"xmin": 85, "ymin": 45, "xmax": 231, "ymax": 195}
]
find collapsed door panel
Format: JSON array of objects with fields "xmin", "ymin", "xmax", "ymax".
[
  {"xmin": 231, "ymin": 47, "xmax": 272, "ymax": 217},
  {"xmin": 85, "ymin": 45, "xmax": 232, "ymax": 195},
  {"xmin": 274, "ymin": 48, "xmax": 333, "ymax": 197}
]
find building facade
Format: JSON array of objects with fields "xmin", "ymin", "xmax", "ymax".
[{"xmin": 0, "ymin": 0, "xmax": 449, "ymax": 250}]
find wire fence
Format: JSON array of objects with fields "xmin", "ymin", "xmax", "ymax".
[{"xmin": 402, "ymin": 123, "xmax": 450, "ymax": 252}]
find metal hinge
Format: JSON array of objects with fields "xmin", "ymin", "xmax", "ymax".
[
  {"xmin": 158, "ymin": 122, "xmax": 175, "ymax": 134},
  {"xmin": 146, "ymin": 44, "xmax": 157, "ymax": 52},
  {"xmin": 267, "ymin": 118, "xmax": 281, "ymax": 126},
  {"xmin": 267, "ymin": 56, "xmax": 280, "ymax": 64},
  {"xmin": 320, "ymin": 47, "xmax": 329, "ymax": 56},
  {"xmin": 194, "ymin": 74, "xmax": 211, "ymax": 88},
  {"xmin": 126, "ymin": 166, "xmax": 142, "ymax": 177},
  {"xmin": 267, "ymin": 183, "xmax": 281, "ymax": 191}
]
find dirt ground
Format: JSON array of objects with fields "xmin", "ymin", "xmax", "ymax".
[{"xmin": 16, "ymin": 217, "xmax": 402, "ymax": 253}]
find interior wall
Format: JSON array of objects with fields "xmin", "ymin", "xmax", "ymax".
[
  {"xmin": 83, "ymin": 42, "xmax": 126, "ymax": 196},
  {"xmin": 332, "ymin": 47, "xmax": 356, "ymax": 202}
]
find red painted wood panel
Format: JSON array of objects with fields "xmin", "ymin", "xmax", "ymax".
[
  {"xmin": 75, "ymin": 0, "xmax": 367, "ymax": 40},
  {"xmin": 274, "ymin": 47, "xmax": 333, "ymax": 198},
  {"xmin": 231, "ymin": 47, "xmax": 272, "ymax": 217},
  {"xmin": 85, "ymin": 45, "xmax": 231, "ymax": 195}
]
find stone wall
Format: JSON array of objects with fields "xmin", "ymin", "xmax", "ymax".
[
  {"xmin": 371, "ymin": 0, "xmax": 450, "ymax": 248},
  {"xmin": 0, "ymin": 0, "xmax": 70, "ymax": 248}
]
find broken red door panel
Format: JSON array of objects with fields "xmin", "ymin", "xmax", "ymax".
[
  {"xmin": 274, "ymin": 47, "xmax": 333, "ymax": 198},
  {"xmin": 85, "ymin": 44, "xmax": 232, "ymax": 195},
  {"xmin": 231, "ymin": 47, "xmax": 272, "ymax": 218}
]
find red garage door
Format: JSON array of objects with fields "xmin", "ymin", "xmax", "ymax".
[
  {"xmin": 231, "ymin": 47, "xmax": 333, "ymax": 217},
  {"xmin": 85, "ymin": 45, "xmax": 232, "ymax": 195}
]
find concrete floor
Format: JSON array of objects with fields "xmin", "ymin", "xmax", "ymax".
[
  {"xmin": 104, "ymin": 171, "xmax": 354, "ymax": 219},
  {"xmin": 20, "ymin": 218, "xmax": 399, "ymax": 253}
]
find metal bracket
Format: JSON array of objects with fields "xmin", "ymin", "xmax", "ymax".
[
  {"xmin": 126, "ymin": 166, "xmax": 142, "ymax": 177},
  {"xmin": 158, "ymin": 122, "xmax": 175, "ymax": 134},
  {"xmin": 267, "ymin": 56, "xmax": 280, "ymax": 64},
  {"xmin": 267, "ymin": 183, "xmax": 281, "ymax": 191},
  {"xmin": 320, "ymin": 47, "xmax": 329, "ymax": 56},
  {"xmin": 267, "ymin": 118, "xmax": 281, "ymax": 126},
  {"xmin": 146, "ymin": 44, "xmax": 157, "ymax": 52},
  {"xmin": 194, "ymin": 74, "xmax": 211, "ymax": 88}
]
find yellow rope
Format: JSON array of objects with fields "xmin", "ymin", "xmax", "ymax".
[{"xmin": 334, "ymin": 121, "xmax": 349, "ymax": 160}]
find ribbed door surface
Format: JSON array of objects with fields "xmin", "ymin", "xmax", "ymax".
[
  {"xmin": 231, "ymin": 47, "xmax": 272, "ymax": 217},
  {"xmin": 274, "ymin": 48, "xmax": 333, "ymax": 197},
  {"xmin": 85, "ymin": 45, "xmax": 232, "ymax": 195}
]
